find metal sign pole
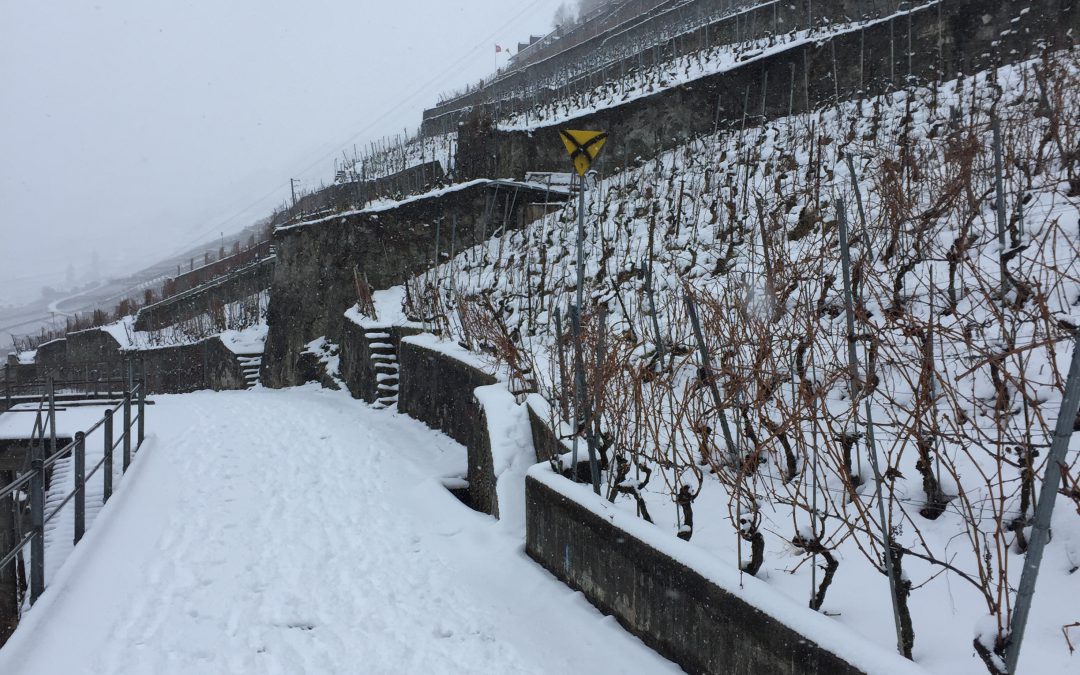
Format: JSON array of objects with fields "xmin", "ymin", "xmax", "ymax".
[
  {"xmin": 560, "ymin": 130, "xmax": 607, "ymax": 494},
  {"xmin": 570, "ymin": 177, "xmax": 587, "ymax": 483}
]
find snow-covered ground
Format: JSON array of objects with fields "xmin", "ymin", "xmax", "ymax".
[
  {"xmin": 219, "ymin": 323, "xmax": 269, "ymax": 355},
  {"xmin": 0, "ymin": 387, "xmax": 679, "ymax": 675}
]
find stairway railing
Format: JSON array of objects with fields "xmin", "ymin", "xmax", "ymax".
[{"xmin": 0, "ymin": 373, "xmax": 147, "ymax": 626}]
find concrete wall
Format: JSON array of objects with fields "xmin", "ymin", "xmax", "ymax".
[
  {"xmin": 336, "ymin": 334, "xmax": 901, "ymax": 673},
  {"xmin": 525, "ymin": 473, "xmax": 869, "ymax": 675},
  {"xmin": 526, "ymin": 397, "xmax": 569, "ymax": 464},
  {"xmin": 397, "ymin": 339, "xmax": 500, "ymax": 515},
  {"xmin": 263, "ymin": 181, "xmax": 564, "ymax": 388}
]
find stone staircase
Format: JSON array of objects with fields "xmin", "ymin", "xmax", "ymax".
[
  {"xmin": 365, "ymin": 330, "xmax": 399, "ymax": 409},
  {"xmin": 236, "ymin": 354, "xmax": 263, "ymax": 389}
]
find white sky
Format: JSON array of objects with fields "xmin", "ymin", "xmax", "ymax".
[{"xmin": 0, "ymin": 0, "xmax": 566, "ymax": 306}]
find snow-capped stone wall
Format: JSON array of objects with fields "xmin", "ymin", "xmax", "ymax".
[
  {"xmin": 31, "ymin": 328, "xmax": 248, "ymax": 395},
  {"xmin": 525, "ymin": 467, "xmax": 923, "ymax": 675},
  {"xmin": 397, "ymin": 336, "xmax": 502, "ymax": 516},
  {"xmin": 263, "ymin": 180, "xmax": 566, "ymax": 388},
  {"xmin": 455, "ymin": 0, "xmax": 1078, "ymax": 185}
]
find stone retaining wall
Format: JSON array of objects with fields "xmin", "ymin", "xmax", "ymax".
[
  {"xmin": 525, "ymin": 471, "xmax": 879, "ymax": 675},
  {"xmin": 135, "ymin": 338, "xmax": 248, "ymax": 394},
  {"xmin": 133, "ymin": 258, "xmax": 273, "ymax": 332},
  {"xmin": 21, "ymin": 329, "xmax": 247, "ymax": 396},
  {"xmin": 263, "ymin": 180, "xmax": 564, "ymax": 388},
  {"xmin": 457, "ymin": 0, "xmax": 1080, "ymax": 183},
  {"xmin": 397, "ymin": 338, "xmax": 501, "ymax": 515},
  {"xmin": 424, "ymin": 0, "xmax": 825, "ymax": 134}
]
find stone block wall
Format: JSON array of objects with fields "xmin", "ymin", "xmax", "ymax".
[
  {"xmin": 134, "ymin": 338, "xmax": 248, "ymax": 395},
  {"xmin": 18, "ymin": 328, "xmax": 247, "ymax": 396},
  {"xmin": 424, "ymin": 0, "xmax": 892, "ymax": 133},
  {"xmin": 34, "ymin": 339, "xmax": 68, "ymax": 374},
  {"xmin": 1, "ymin": 360, "xmax": 36, "ymax": 388},
  {"xmin": 65, "ymin": 327, "xmax": 124, "ymax": 366}
]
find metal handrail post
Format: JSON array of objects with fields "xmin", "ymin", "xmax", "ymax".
[
  {"xmin": 137, "ymin": 371, "xmax": 145, "ymax": 448},
  {"xmin": 74, "ymin": 432, "xmax": 85, "ymax": 544},
  {"xmin": 48, "ymin": 378, "xmax": 56, "ymax": 458},
  {"xmin": 29, "ymin": 439, "xmax": 44, "ymax": 604},
  {"xmin": 103, "ymin": 409, "xmax": 113, "ymax": 503},
  {"xmin": 122, "ymin": 391, "xmax": 132, "ymax": 472}
]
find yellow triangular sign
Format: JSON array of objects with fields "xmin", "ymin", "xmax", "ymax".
[{"xmin": 560, "ymin": 129, "xmax": 608, "ymax": 176}]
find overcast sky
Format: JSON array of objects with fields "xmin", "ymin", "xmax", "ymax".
[{"xmin": 0, "ymin": 0, "xmax": 566, "ymax": 306}]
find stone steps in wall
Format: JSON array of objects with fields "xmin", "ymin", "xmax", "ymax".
[
  {"xmin": 363, "ymin": 329, "xmax": 400, "ymax": 408},
  {"xmin": 236, "ymin": 353, "xmax": 263, "ymax": 389}
]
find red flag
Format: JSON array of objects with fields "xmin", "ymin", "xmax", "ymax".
[{"xmin": 495, "ymin": 44, "xmax": 503, "ymax": 53}]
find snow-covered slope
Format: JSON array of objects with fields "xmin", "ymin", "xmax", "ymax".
[{"xmin": 406, "ymin": 49, "xmax": 1080, "ymax": 673}]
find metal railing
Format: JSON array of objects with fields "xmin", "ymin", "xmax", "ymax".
[
  {"xmin": 2, "ymin": 360, "xmax": 147, "ymax": 412},
  {"xmin": 0, "ymin": 374, "xmax": 147, "ymax": 606}
]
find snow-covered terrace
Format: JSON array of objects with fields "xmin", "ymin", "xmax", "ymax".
[{"xmin": 0, "ymin": 387, "xmax": 679, "ymax": 674}]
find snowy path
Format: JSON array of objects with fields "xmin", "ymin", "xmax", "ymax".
[{"xmin": 0, "ymin": 387, "xmax": 678, "ymax": 675}]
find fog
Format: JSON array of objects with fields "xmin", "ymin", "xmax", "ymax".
[{"xmin": 0, "ymin": 0, "xmax": 566, "ymax": 307}]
